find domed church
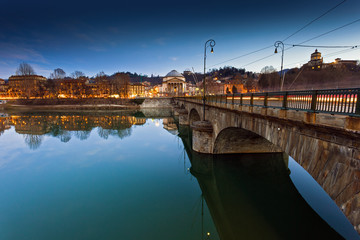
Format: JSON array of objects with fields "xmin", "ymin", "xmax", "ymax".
[{"xmin": 161, "ymin": 70, "xmax": 186, "ymax": 96}]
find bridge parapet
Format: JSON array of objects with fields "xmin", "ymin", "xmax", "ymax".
[{"xmin": 175, "ymin": 88, "xmax": 360, "ymax": 132}]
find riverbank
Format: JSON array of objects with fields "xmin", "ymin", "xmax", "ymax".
[
  {"xmin": 0, "ymin": 97, "xmax": 174, "ymax": 110},
  {"xmin": 3, "ymin": 104, "xmax": 139, "ymax": 111}
]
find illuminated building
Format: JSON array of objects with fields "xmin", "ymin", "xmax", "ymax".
[
  {"xmin": 160, "ymin": 70, "xmax": 186, "ymax": 96},
  {"xmin": 128, "ymin": 83, "xmax": 145, "ymax": 97},
  {"xmin": 8, "ymin": 75, "xmax": 46, "ymax": 98}
]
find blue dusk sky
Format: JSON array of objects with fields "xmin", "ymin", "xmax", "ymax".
[{"xmin": 0, "ymin": 0, "xmax": 359, "ymax": 79}]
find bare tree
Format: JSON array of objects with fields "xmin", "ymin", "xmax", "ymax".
[
  {"xmin": 96, "ymin": 71, "xmax": 107, "ymax": 79},
  {"xmin": 71, "ymin": 71, "xmax": 85, "ymax": 79},
  {"xmin": 109, "ymin": 72, "xmax": 130, "ymax": 97},
  {"xmin": 260, "ymin": 66, "xmax": 276, "ymax": 74},
  {"xmin": 50, "ymin": 68, "xmax": 66, "ymax": 79},
  {"xmin": 16, "ymin": 62, "xmax": 35, "ymax": 75}
]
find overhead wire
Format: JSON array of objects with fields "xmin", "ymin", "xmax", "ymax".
[
  {"xmin": 286, "ymin": 44, "xmax": 358, "ymax": 48},
  {"xmin": 240, "ymin": 18, "xmax": 360, "ymax": 69},
  {"xmin": 207, "ymin": 0, "xmax": 349, "ymax": 70},
  {"xmin": 296, "ymin": 18, "xmax": 360, "ymax": 45},
  {"xmin": 282, "ymin": 0, "xmax": 347, "ymax": 41},
  {"xmin": 208, "ymin": 45, "xmax": 273, "ymax": 68},
  {"xmin": 283, "ymin": 47, "xmax": 359, "ymax": 68}
]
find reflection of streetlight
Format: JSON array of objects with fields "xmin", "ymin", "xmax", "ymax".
[
  {"xmin": 274, "ymin": 41, "xmax": 284, "ymax": 91},
  {"xmin": 203, "ymin": 39, "xmax": 216, "ymax": 120}
]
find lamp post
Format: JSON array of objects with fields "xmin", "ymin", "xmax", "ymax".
[
  {"xmin": 203, "ymin": 39, "xmax": 215, "ymax": 121},
  {"xmin": 274, "ymin": 41, "xmax": 284, "ymax": 91}
]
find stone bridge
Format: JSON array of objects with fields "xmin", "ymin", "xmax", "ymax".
[{"xmin": 173, "ymin": 97, "xmax": 360, "ymax": 233}]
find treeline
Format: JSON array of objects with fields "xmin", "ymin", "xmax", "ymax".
[{"xmin": 258, "ymin": 64, "xmax": 360, "ymax": 91}]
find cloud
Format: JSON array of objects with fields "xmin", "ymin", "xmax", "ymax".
[
  {"xmin": 108, "ymin": 27, "xmax": 120, "ymax": 34},
  {"xmin": 154, "ymin": 37, "xmax": 167, "ymax": 45},
  {"xmin": 75, "ymin": 33, "xmax": 93, "ymax": 42},
  {"xmin": 0, "ymin": 42, "xmax": 48, "ymax": 64},
  {"xmin": 169, "ymin": 57, "xmax": 178, "ymax": 61},
  {"xmin": 88, "ymin": 46, "xmax": 107, "ymax": 52}
]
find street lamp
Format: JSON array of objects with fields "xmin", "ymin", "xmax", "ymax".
[
  {"xmin": 274, "ymin": 40, "xmax": 284, "ymax": 91},
  {"xmin": 203, "ymin": 39, "xmax": 216, "ymax": 121}
]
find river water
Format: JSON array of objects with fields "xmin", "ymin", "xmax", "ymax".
[{"xmin": 0, "ymin": 110, "xmax": 358, "ymax": 240}]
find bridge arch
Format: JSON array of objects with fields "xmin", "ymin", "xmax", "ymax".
[
  {"xmin": 189, "ymin": 108, "xmax": 201, "ymax": 125},
  {"xmin": 213, "ymin": 127, "xmax": 282, "ymax": 154}
]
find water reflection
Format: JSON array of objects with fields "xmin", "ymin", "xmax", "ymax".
[
  {"xmin": 1, "ymin": 112, "xmax": 147, "ymax": 149},
  {"xmin": 178, "ymin": 126, "xmax": 343, "ymax": 240}
]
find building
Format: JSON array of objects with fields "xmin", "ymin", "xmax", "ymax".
[
  {"xmin": 8, "ymin": 75, "xmax": 46, "ymax": 98},
  {"xmin": 223, "ymin": 79, "xmax": 245, "ymax": 94},
  {"xmin": 56, "ymin": 78, "xmax": 87, "ymax": 98},
  {"xmin": 305, "ymin": 49, "xmax": 358, "ymax": 70},
  {"xmin": 307, "ymin": 49, "xmax": 323, "ymax": 67},
  {"xmin": 161, "ymin": 70, "xmax": 186, "ymax": 96},
  {"xmin": 0, "ymin": 79, "xmax": 8, "ymax": 98},
  {"xmin": 332, "ymin": 58, "xmax": 358, "ymax": 69},
  {"xmin": 128, "ymin": 83, "xmax": 145, "ymax": 97}
]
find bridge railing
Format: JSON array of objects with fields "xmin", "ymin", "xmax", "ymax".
[{"xmin": 175, "ymin": 88, "xmax": 360, "ymax": 116}]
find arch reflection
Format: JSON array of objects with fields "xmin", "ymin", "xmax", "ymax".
[{"xmin": 178, "ymin": 125, "xmax": 342, "ymax": 240}]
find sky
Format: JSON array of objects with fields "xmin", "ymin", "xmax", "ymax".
[{"xmin": 0, "ymin": 0, "xmax": 359, "ymax": 79}]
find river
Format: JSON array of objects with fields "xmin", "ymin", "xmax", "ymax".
[{"xmin": 0, "ymin": 110, "xmax": 358, "ymax": 239}]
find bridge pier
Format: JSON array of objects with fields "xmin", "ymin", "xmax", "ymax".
[
  {"xmin": 178, "ymin": 109, "xmax": 189, "ymax": 125},
  {"xmin": 173, "ymin": 106, "xmax": 180, "ymax": 116},
  {"xmin": 191, "ymin": 121, "xmax": 214, "ymax": 154}
]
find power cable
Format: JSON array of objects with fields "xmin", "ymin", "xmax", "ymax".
[
  {"xmin": 283, "ymin": 47, "xmax": 359, "ymax": 68},
  {"xmin": 208, "ymin": 45, "xmax": 273, "ymax": 68},
  {"xmin": 287, "ymin": 44, "xmax": 358, "ymax": 48},
  {"xmin": 282, "ymin": 0, "xmax": 347, "ymax": 41},
  {"xmin": 297, "ymin": 18, "xmax": 360, "ymax": 45},
  {"xmin": 207, "ymin": 0, "xmax": 348, "ymax": 69},
  {"xmin": 206, "ymin": 17, "xmax": 360, "ymax": 71},
  {"xmin": 239, "ymin": 18, "xmax": 360, "ymax": 68}
]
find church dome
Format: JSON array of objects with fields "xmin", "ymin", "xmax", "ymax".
[{"xmin": 165, "ymin": 70, "xmax": 183, "ymax": 77}]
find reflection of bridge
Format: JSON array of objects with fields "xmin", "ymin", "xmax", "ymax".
[
  {"xmin": 174, "ymin": 88, "xmax": 360, "ymax": 234},
  {"xmin": 179, "ymin": 132, "xmax": 342, "ymax": 238}
]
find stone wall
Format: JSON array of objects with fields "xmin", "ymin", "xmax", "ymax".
[{"xmin": 140, "ymin": 98, "xmax": 173, "ymax": 108}]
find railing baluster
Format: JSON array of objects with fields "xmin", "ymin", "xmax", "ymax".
[
  {"xmin": 311, "ymin": 91, "xmax": 317, "ymax": 112},
  {"xmin": 356, "ymin": 91, "xmax": 360, "ymax": 115},
  {"xmin": 183, "ymin": 88, "xmax": 359, "ymax": 116},
  {"xmin": 282, "ymin": 92, "xmax": 288, "ymax": 109},
  {"xmin": 264, "ymin": 93, "xmax": 268, "ymax": 107}
]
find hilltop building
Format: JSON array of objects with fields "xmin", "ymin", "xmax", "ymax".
[{"xmin": 304, "ymin": 49, "xmax": 358, "ymax": 70}]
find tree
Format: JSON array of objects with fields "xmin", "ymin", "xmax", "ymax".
[
  {"xmin": 109, "ymin": 72, "xmax": 130, "ymax": 97},
  {"xmin": 226, "ymin": 87, "xmax": 230, "ymax": 94},
  {"xmin": 232, "ymin": 85, "xmax": 238, "ymax": 94},
  {"xmin": 244, "ymin": 78, "xmax": 256, "ymax": 92},
  {"xmin": 261, "ymin": 66, "xmax": 276, "ymax": 74},
  {"xmin": 16, "ymin": 62, "xmax": 35, "ymax": 75},
  {"xmin": 50, "ymin": 68, "xmax": 66, "ymax": 79},
  {"xmin": 71, "ymin": 71, "xmax": 85, "ymax": 79}
]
